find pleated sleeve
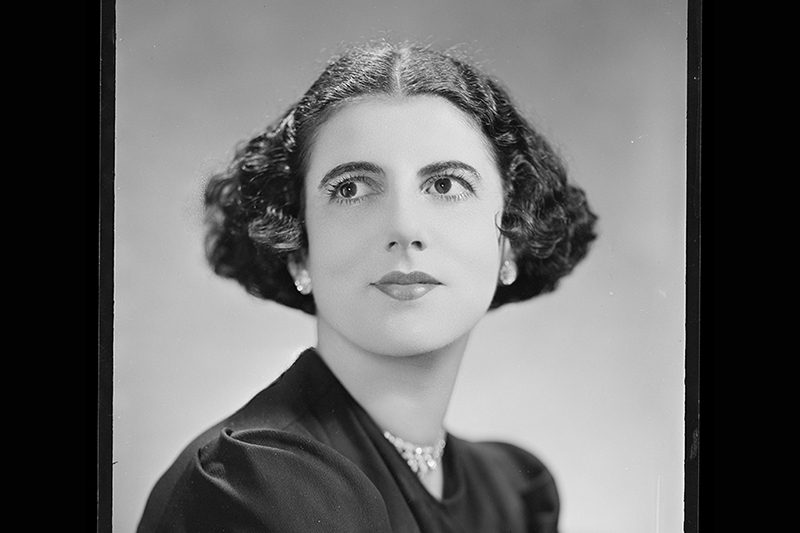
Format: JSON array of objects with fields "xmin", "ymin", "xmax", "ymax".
[{"xmin": 159, "ymin": 428, "xmax": 394, "ymax": 533}]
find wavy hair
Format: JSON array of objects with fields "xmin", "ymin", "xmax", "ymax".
[{"xmin": 204, "ymin": 42, "xmax": 598, "ymax": 314}]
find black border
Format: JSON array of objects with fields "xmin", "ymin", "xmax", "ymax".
[
  {"xmin": 685, "ymin": 0, "xmax": 705, "ymax": 531},
  {"xmin": 97, "ymin": 0, "xmax": 116, "ymax": 531}
]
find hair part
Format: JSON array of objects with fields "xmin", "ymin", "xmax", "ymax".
[{"xmin": 204, "ymin": 41, "xmax": 598, "ymax": 314}]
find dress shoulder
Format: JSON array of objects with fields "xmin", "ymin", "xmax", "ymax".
[
  {"xmin": 453, "ymin": 438, "xmax": 560, "ymax": 531},
  {"xmin": 147, "ymin": 427, "xmax": 393, "ymax": 533},
  {"xmin": 475, "ymin": 440, "xmax": 556, "ymax": 490}
]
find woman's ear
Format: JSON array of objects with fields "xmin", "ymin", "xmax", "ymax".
[{"xmin": 288, "ymin": 253, "xmax": 312, "ymax": 295}]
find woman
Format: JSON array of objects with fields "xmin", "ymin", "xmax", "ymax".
[{"xmin": 138, "ymin": 41, "xmax": 597, "ymax": 533}]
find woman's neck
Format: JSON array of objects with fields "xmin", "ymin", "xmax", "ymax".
[{"xmin": 315, "ymin": 320, "xmax": 469, "ymax": 445}]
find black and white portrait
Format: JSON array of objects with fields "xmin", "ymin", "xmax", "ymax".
[{"xmin": 106, "ymin": 1, "xmax": 694, "ymax": 532}]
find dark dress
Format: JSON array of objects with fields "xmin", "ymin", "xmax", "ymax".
[{"xmin": 137, "ymin": 349, "xmax": 559, "ymax": 532}]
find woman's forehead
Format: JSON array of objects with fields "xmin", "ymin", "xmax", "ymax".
[{"xmin": 305, "ymin": 95, "xmax": 497, "ymax": 173}]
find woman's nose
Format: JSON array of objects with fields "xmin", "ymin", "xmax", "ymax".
[{"xmin": 385, "ymin": 190, "xmax": 429, "ymax": 252}]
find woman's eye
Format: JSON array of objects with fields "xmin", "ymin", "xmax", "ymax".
[
  {"xmin": 329, "ymin": 178, "xmax": 374, "ymax": 202},
  {"xmin": 337, "ymin": 181, "xmax": 359, "ymax": 198},
  {"xmin": 433, "ymin": 178, "xmax": 452, "ymax": 194},
  {"xmin": 425, "ymin": 176, "xmax": 473, "ymax": 199}
]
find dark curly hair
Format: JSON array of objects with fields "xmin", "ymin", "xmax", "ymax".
[{"xmin": 204, "ymin": 42, "xmax": 598, "ymax": 315}]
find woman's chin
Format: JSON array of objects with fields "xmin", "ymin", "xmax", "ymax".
[{"xmin": 343, "ymin": 316, "xmax": 478, "ymax": 359}]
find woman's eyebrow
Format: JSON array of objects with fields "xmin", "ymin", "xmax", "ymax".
[
  {"xmin": 318, "ymin": 161, "xmax": 384, "ymax": 190},
  {"xmin": 419, "ymin": 161, "xmax": 482, "ymax": 180}
]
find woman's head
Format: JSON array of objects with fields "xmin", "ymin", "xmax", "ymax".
[
  {"xmin": 299, "ymin": 94, "xmax": 508, "ymax": 356},
  {"xmin": 204, "ymin": 42, "xmax": 598, "ymax": 316}
]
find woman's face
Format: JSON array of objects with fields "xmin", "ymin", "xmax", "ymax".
[{"xmin": 300, "ymin": 95, "xmax": 507, "ymax": 357}]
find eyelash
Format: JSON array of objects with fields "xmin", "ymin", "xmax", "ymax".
[{"xmin": 324, "ymin": 173, "xmax": 477, "ymax": 204}]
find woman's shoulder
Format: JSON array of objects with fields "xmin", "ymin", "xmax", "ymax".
[
  {"xmin": 450, "ymin": 435, "xmax": 560, "ymax": 521},
  {"xmin": 471, "ymin": 439, "xmax": 552, "ymax": 477},
  {"xmin": 200, "ymin": 427, "xmax": 391, "ymax": 530},
  {"xmin": 138, "ymin": 350, "xmax": 391, "ymax": 532},
  {"xmin": 139, "ymin": 425, "xmax": 392, "ymax": 533},
  {"xmin": 453, "ymin": 436, "xmax": 552, "ymax": 478}
]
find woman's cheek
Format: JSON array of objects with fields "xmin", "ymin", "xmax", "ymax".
[{"xmin": 307, "ymin": 215, "xmax": 376, "ymax": 281}]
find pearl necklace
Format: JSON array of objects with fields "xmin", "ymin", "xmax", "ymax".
[{"xmin": 383, "ymin": 429, "xmax": 447, "ymax": 480}]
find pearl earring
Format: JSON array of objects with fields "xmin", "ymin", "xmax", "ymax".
[
  {"xmin": 499, "ymin": 260, "xmax": 517, "ymax": 286},
  {"xmin": 294, "ymin": 270, "xmax": 312, "ymax": 295}
]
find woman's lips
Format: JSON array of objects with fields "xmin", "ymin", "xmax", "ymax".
[{"xmin": 372, "ymin": 271, "xmax": 442, "ymax": 301}]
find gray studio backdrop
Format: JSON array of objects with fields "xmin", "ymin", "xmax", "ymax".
[{"xmin": 113, "ymin": 1, "xmax": 689, "ymax": 532}]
